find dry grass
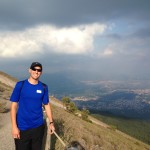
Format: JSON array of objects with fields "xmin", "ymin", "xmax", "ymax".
[
  {"xmin": 0, "ymin": 101, "xmax": 7, "ymax": 113},
  {"xmin": 0, "ymin": 82, "xmax": 13, "ymax": 101},
  {"xmin": 51, "ymin": 105, "xmax": 150, "ymax": 150}
]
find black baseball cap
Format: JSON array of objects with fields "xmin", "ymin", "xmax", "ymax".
[{"xmin": 30, "ymin": 62, "xmax": 42, "ymax": 70}]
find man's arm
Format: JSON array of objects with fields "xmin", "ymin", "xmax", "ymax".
[
  {"xmin": 10, "ymin": 102, "xmax": 20, "ymax": 139},
  {"xmin": 44, "ymin": 102, "xmax": 55, "ymax": 134}
]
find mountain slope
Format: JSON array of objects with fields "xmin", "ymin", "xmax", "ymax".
[
  {"xmin": 0, "ymin": 71, "xmax": 17, "ymax": 103},
  {"xmin": 0, "ymin": 71, "xmax": 17, "ymax": 88},
  {"xmin": 50, "ymin": 98, "xmax": 150, "ymax": 150},
  {"xmin": 0, "ymin": 71, "xmax": 150, "ymax": 150}
]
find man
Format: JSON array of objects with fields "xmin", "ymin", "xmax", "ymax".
[{"xmin": 10, "ymin": 62, "xmax": 55, "ymax": 150}]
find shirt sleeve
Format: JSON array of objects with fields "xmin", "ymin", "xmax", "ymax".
[
  {"xmin": 10, "ymin": 81, "xmax": 23, "ymax": 102},
  {"xmin": 42, "ymin": 85, "xmax": 49, "ymax": 105}
]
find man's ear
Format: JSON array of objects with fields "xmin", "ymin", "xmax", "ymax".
[{"xmin": 29, "ymin": 68, "xmax": 31, "ymax": 74}]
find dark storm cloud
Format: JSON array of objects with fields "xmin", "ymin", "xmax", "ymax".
[
  {"xmin": 0, "ymin": 0, "xmax": 150, "ymax": 29},
  {"xmin": 0, "ymin": 0, "xmax": 150, "ymax": 81},
  {"xmin": 130, "ymin": 27, "xmax": 150, "ymax": 39}
]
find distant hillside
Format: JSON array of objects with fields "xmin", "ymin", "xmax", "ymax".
[
  {"xmin": 0, "ymin": 71, "xmax": 17, "ymax": 88},
  {"xmin": 50, "ymin": 101, "xmax": 150, "ymax": 150},
  {"xmin": 0, "ymin": 71, "xmax": 150, "ymax": 150},
  {"xmin": 0, "ymin": 71, "xmax": 18, "ymax": 103}
]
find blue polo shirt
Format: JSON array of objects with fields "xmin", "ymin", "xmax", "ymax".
[{"xmin": 10, "ymin": 79, "xmax": 49, "ymax": 130}]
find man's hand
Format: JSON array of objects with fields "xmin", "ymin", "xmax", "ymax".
[
  {"xmin": 12, "ymin": 126, "xmax": 20, "ymax": 139},
  {"xmin": 49, "ymin": 123, "xmax": 55, "ymax": 134},
  {"xmin": 44, "ymin": 103, "xmax": 55, "ymax": 134}
]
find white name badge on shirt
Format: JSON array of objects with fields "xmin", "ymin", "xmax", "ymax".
[{"xmin": 36, "ymin": 90, "xmax": 42, "ymax": 93}]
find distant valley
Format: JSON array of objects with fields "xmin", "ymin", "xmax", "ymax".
[
  {"xmin": 44, "ymin": 76, "xmax": 150, "ymax": 120},
  {"xmin": 73, "ymin": 90, "xmax": 150, "ymax": 119}
]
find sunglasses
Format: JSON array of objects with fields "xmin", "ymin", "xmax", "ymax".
[{"xmin": 31, "ymin": 68, "xmax": 42, "ymax": 72}]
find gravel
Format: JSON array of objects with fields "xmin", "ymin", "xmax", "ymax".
[{"xmin": 0, "ymin": 101, "xmax": 15, "ymax": 150}]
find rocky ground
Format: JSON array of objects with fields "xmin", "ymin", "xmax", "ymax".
[{"xmin": 0, "ymin": 101, "xmax": 15, "ymax": 150}]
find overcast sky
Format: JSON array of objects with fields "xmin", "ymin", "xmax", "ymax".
[{"xmin": 0, "ymin": 0, "xmax": 150, "ymax": 81}]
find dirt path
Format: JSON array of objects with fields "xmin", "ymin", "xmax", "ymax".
[
  {"xmin": 0, "ymin": 101, "xmax": 15, "ymax": 150},
  {"xmin": 88, "ymin": 116, "xmax": 109, "ymax": 128}
]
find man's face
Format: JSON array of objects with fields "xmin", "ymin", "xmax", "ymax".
[{"xmin": 29, "ymin": 66, "xmax": 42, "ymax": 80}]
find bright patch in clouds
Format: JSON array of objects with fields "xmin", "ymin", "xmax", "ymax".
[
  {"xmin": 0, "ymin": 23, "xmax": 106, "ymax": 58},
  {"xmin": 103, "ymin": 48, "xmax": 113, "ymax": 56},
  {"xmin": 96, "ymin": 46, "xmax": 114, "ymax": 58}
]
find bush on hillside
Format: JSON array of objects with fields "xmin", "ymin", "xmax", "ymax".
[
  {"xmin": 62, "ymin": 96, "xmax": 71, "ymax": 109},
  {"xmin": 68, "ymin": 102, "xmax": 78, "ymax": 114},
  {"xmin": 0, "ymin": 101, "xmax": 7, "ymax": 113},
  {"xmin": 81, "ymin": 108, "xmax": 90, "ymax": 122}
]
